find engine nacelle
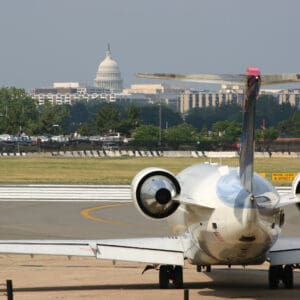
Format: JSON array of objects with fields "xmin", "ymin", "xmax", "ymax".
[
  {"xmin": 292, "ymin": 173, "xmax": 300, "ymax": 199},
  {"xmin": 131, "ymin": 167, "xmax": 181, "ymax": 219}
]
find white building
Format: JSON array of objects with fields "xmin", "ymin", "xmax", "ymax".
[
  {"xmin": 94, "ymin": 44, "xmax": 123, "ymax": 92},
  {"xmin": 32, "ymin": 82, "xmax": 110, "ymax": 105}
]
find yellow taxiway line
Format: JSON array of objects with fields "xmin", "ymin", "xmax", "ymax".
[{"xmin": 80, "ymin": 203, "xmax": 132, "ymax": 225}]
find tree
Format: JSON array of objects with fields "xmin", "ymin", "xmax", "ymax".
[
  {"xmin": 0, "ymin": 87, "xmax": 39, "ymax": 135},
  {"xmin": 78, "ymin": 122, "xmax": 94, "ymax": 136},
  {"xmin": 95, "ymin": 103, "xmax": 121, "ymax": 134},
  {"xmin": 118, "ymin": 104, "xmax": 140, "ymax": 136},
  {"xmin": 185, "ymin": 103, "xmax": 242, "ymax": 131},
  {"xmin": 133, "ymin": 125, "xmax": 160, "ymax": 144},
  {"xmin": 263, "ymin": 127, "xmax": 279, "ymax": 142},
  {"xmin": 256, "ymin": 127, "xmax": 279, "ymax": 152},
  {"xmin": 164, "ymin": 123, "xmax": 199, "ymax": 145},
  {"xmin": 139, "ymin": 104, "xmax": 182, "ymax": 127},
  {"xmin": 212, "ymin": 120, "xmax": 241, "ymax": 143},
  {"xmin": 256, "ymin": 95, "xmax": 296, "ymax": 129},
  {"xmin": 278, "ymin": 111, "xmax": 300, "ymax": 137},
  {"xmin": 37, "ymin": 101, "xmax": 71, "ymax": 134}
]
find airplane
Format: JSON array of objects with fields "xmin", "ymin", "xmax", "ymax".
[{"xmin": 0, "ymin": 67, "xmax": 300, "ymax": 289}]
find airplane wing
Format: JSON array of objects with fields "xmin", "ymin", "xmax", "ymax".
[
  {"xmin": 268, "ymin": 237, "xmax": 300, "ymax": 265},
  {"xmin": 276, "ymin": 193, "xmax": 300, "ymax": 208},
  {"xmin": 0, "ymin": 237, "xmax": 186, "ymax": 266}
]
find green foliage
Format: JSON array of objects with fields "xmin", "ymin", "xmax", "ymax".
[
  {"xmin": 95, "ymin": 103, "xmax": 121, "ymax": 134},
  {"xmin": 256, "ymin": 95, "xmax": 296, "ymax": 128},
  {"xmin": 0, "ymin": 87, "xmax": 299, "ymax": 141},
  {"xmin": 139, "ymin": 104, "xmax": 182, "ymax": 127},
  {"xmin": 133, "ymin": 125, "xmax": 160, "ymax": 142},
  {"xmin": 0, "ymin": 87, "xmax": 38, "ymax": 135},
  {"xmin": 94, "ymin": 103, "xmax": 139, "ymax": 135},
  {"xmin": 78, "ymin": 122, "xmax": 94, "ymax": 136},
  {"xmin": 37, "ymin": 101, "xmax": 71, "ymax": 134},
  {"xmin": 278, "ymin": 111, "xmax": 300, "ymax": 137},
  {"xmin": 256, "ymin": 127, "xmax": 279, "ymax": 152},
  {"xmin": 263, "ymin": 127, "xmax": 279, "ymax": 142},
  {"xmin": 212, "ymin": 120, "xmax": 241, "ymax": 143},
  {"xmin": 185, "ymin": 103, "xmax": 242, "ymax": 130},
  {"xmin": 164, "ymin": 123, "xmax": 198, "ymax": 143}
]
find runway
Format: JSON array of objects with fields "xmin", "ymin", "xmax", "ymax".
[
  {"xmin": 0, "ymin": 184, "xmax": 300, "ymax": 299},
  {"xmin": 0, "ymin": 184, "xmax": 297, "ymax": 239},
  {"xmin": 0, "ymin": 184, "xmax": 171, "ymax": 240}
]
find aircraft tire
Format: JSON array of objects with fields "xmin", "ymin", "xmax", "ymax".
[
  {"xmin": 173, "ymin": 266, "xmax": 183, "ymax": 289},
  {"xmin": 159, "ymin": 265, "xmax": 169, "ymax": 289},
  {"xmin": 269, "ymin": 265, "xmax": 282, "ymax": 289},
  {"xmin": 282, "ymin": 265, "xmax": 294, "ymax": 289}
]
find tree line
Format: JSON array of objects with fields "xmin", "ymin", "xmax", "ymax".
[{"xmin": 0, "ymin": 87, "xmax": 299, "ymax": 146}]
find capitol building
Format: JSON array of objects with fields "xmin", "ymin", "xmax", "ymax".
[
  {"xmin": 94, "ymin": 44, "xmax": 123, "ymax": 92},
  {"xmin": 31, "ymin": 45, "xmax": 300, "ymax": 112}
]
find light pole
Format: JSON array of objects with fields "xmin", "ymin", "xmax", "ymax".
[{"xmin": 158, "ymin": 101, "xmax": 162, "ymax": 147}]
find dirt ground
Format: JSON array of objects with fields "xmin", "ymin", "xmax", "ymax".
[{"xmin": 0, "ymin": 255, "xmax": 300, "ymax": 300}]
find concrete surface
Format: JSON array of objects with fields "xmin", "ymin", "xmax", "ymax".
[{"xmin": 0, "ymin": 186, "xmax": 299, "ymax": 299}]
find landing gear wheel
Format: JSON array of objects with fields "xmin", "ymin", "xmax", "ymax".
[
  {"xmin": 173, "ymin": 266, "xmax": 183, "ymax": 289},
  {"xmin": 159, "ymin": 265, "xmax": 169, "ymax": 289},
  {"xmin": 269, "ymin": 265, "xmax": 282, "ymax": 289},
  {"xmin": 282, "ymin": 265, "xmax": 294, "ymax": 289},
  {"xmin": 206, "ymin": 265, "xmax": 211, "ymax": 272}
]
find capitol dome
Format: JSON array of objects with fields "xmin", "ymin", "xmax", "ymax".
[{"xmin": 94, "ymin": 44, "xmax": 123, "ymax": 92}]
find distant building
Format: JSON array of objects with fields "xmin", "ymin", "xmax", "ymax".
[
  {"xmin": 123, "ymin": 83, "xmax": 184, "ymax": 110},
  {"xmin": 179, "ymin": 85, "xmax": 244, "ymax": 113},
  {"xmin": 32, "ymin": 82, "xmax": 110, "ymax": 105},
  {"xmin": 278, "ymin": 89, "xmax": 300, "ymax": 108},
  {"xmin": 94, "ymin": 44, "xmax": 123, "ymax": 92},
  {"xmin": 31, "ymin": 44, "xmax": 300, "ymax": 111}
]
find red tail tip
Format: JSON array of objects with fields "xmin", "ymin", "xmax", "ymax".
[{"xmin": 246, "ymin": 67, "xmax": 261, "ymax": 76}]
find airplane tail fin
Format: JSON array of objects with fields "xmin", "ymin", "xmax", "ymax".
[
  {"xmin": 239, "ymin": 67, "xmax": 261, "ymax": 193},
  {"xmin": 136, "ymin": 69, "xmax": 300, "ymax": 193}
]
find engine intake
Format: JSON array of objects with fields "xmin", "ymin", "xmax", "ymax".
[
  {"xmin": 292, "ymin": 173, "xmax": 300, "ymax": 198},
  {"xmin": 131, "ymin": 167, "xmax": 181, "ymax": 219}
]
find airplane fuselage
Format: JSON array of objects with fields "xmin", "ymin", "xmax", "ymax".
[{"xmin": 170, "ymin": 163, "xmax": 282, "ymax": 266}]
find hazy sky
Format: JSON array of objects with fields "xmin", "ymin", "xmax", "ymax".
[{"xmin": 1, "ymin": 0, "xmax": 300, "ymax": 90}]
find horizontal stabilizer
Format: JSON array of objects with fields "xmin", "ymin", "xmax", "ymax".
[
  {"xmin": 137, "ymin": 73, "xmax": 245, "ymax": 85},
  {"xmin": 261, "ymin": 74, "xmax": 300, "ymax": 85},
  {"xmin": 137, "ymin": 72, "xmax": 300, "ymax": 86}
]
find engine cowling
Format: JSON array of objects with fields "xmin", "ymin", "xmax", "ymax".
[
  {"xmin": 292, "ymin": 173, "xmax": 300, "ymax": 199},
  {"xmin": 131, "ymin": 167, "xmax": 181, "ymax": 219}
]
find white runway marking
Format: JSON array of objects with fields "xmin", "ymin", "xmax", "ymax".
[{"xmin": 0, "ymin": 184, "xmax": 289, "ymax": 202}]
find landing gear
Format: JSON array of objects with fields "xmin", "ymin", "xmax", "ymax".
[
  {"xmin": 269, "ymin": 265, "xmax": 294, "ymax": 289},
  {"xmin": 269, "ymin": 265, "xmax": 282, "ymax": 289},
  {"xmin": 196, "ymin": 265, "xmax": 211, "ymax": 272},
  {"xmin": 159, "ymin": 265, "xmax": 183, "ymax": 289},
  {"xmin": 159, "ymin": 265, "xmax": 169, "ymax": 289},
  {"xmin": 282, "ymin": 265, "xmax": 293, "ymax": 289}
]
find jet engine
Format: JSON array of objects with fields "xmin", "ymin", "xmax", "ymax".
[
  {"xmin": 131, "ymin": 167, "xmax": 181, "ymax": 219},
  {"xmin": 292, "ymin": 173, "xmax": 300, "ymax": 199}
]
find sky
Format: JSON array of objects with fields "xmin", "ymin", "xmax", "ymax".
[{"xmin": 0, "ymin": 0, "xmax": 300, "ymax": 91}]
